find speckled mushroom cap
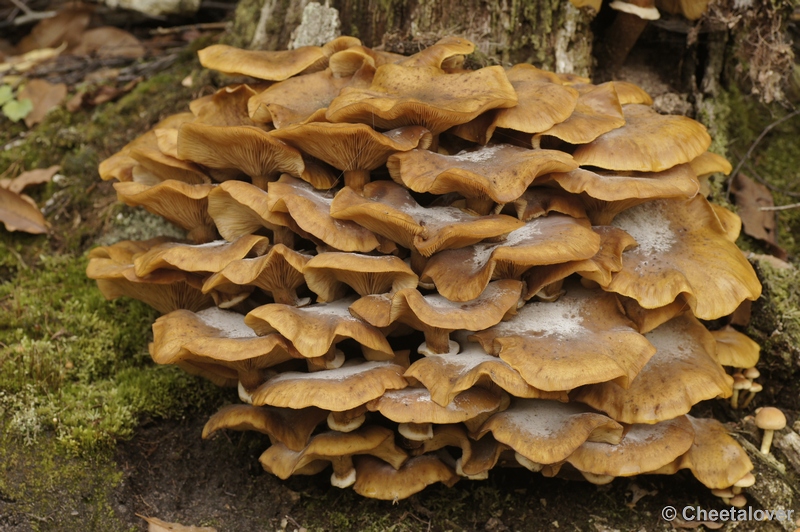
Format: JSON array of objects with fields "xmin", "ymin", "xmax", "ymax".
[
  {"xmin": 250, "ymin": 359, "xmax": 408, "ymax": 411},
  {"xmin": 420, "ymin": 215, "xmax": 601, "ymax": 302},
  {"xmin": 404, "ymin": 339, "xmax": 568, "ymax": 406},
  {"xmin": 572, "ymin": 314, "xmax": 733, "ymax": 423},
  {"xmin": 654, "ymin": 415, "xmax": 753, "ymax": 489},
  {"xmin": 245, "ymin": 297, "xmax": 394, "ymax": 359},
  {"xmin": 330, "ymin": 180, "xmax": 524, "ymax": 256},
  {"xmin": 477, "ymin": 399, "xmax": 624, "ymax": 465},
  {"xmin": 366, "ymin": 386, "xmax": 506, "ymax": 427},
  {"xmin": 470, "ymin": 283, "xmax": 655, "ymax": 391},
  {"xmin": 600, "ymin": 196, "xmax": 762, "ymax": 320},
  {"xmin": 566, "ymin": 415, "xmax": 695, "ymax": 478}
]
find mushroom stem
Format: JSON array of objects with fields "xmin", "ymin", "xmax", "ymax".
[
  {"xmin": 271, "ymin": 226, "xmax": 296, "ymax": 248},
  {"xmin": 597, "ymin": 11, "xmax": 649, "ymax": 78},
  {"xmin": 330, "ymin": 456, "xmax": 357, "ymax": 488},
  {"xmin": 419, "ymin": 327, "xmax": 459, "ymax": 355},
  {"xmin": 307, "ymin": 347, "xmax": 346, "ymax": 372},
  {"xmin": 760, "ymin": 429, "xmax": 775, "ymax": 454},
  {"xmin": 187, "ymin": 224, "xmax": 218, "ymax": 244},
  {"xmin": 328, "ymin": 406, "xmax": 368, "ymax": 432},
  {"xmin": 272, "ymin": 287, "xmax": 302, "ymax": 306},
  {"xmin": 344, "ymin": 169, "xmax": 371, "ymax": 193}
]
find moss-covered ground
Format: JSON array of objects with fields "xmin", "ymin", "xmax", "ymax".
[{"xmin": 0, "ymin": 22, "xmax": 799, "ymax": 532}]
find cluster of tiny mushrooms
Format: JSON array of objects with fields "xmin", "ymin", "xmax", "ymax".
[{"xmin": 86, "ymin": 34, "xmax": 786, "ymax": 503}]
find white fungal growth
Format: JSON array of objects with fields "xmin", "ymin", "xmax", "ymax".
[
  {"xmin": 197, "ymin": 307, "xmax": 256, "ymax": 338},
  {"xmin": 612, "ymin": 202, "xmax": 676, "ymax": 255},
  {"xmin": 492, "ymin": 298, "xmax": 585, "ymax": 339},
  {"xmin": 451, "ymin": 144, "xmax": 503, "ymax": 164}
]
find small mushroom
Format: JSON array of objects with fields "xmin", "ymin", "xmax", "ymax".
[
  {"xmin": 740, "ymin": 382, "xmax": 762, "ymax": 409},
  {"xmin": 755, "ymin": 407, "xmax": 787, "ymax": 454}
]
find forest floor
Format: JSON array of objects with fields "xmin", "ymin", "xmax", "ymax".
[{"xmin": 1, "ymin": 5, "xmax": 800, "ymax": 532}]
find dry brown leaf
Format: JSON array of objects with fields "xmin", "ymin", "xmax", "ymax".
[
  {"xmin": 1, "ymin": 165, "xmax": 60, "ymax": 194},
  {"xmin": 731, "ymin": 172, "xmax": 787, "ymax": 259},
  {"xmin": 139, "ymin": 515, "xmax": 218, "ymax": 532},
  {"xmin": 18, "ymin": 79, "xmax": 67, "ymax": 127},
  {"xmin": 16, "ymin": 3, "xmax": 94, "ymax": 54},
  {"xmin": 0, "ymin": 187, "xmax": 49, "ymax": 234},
  {"xmin": 72, "ymin": 27, "xmax": 146, "ymax": 59}
]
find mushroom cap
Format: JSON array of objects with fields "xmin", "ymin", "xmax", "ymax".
[
  {"xmin": 568, "ymin": 416, "xmax": 695, "ymax": 478},
  {"xmin": 690, "ymin": 150, "xmax": 733, "ymax": 178},
  {"xmin": 470, "ymin": 283, "xmax": 656, "ymax": 391},
  {"xmin": 572, "ymin": 104, "xmax": 711, "ymax": 172},
  {"xmin": 202, "ymin": 404, "xmax": 327, "ymax": 451},
  {"xmin": 415, "ymin": 425, "xmax": 506, "ymax": 477},
  {"xmin": 206, "ymin": 180, "xmax": 301, "ymax": 242},
  {"xmin": 150, "ymin": 307, "xmax": 295, "ymax": 375},
  {"xmin": 113, "ymin": 180, "xmax": 216, "ymax": 243},
  {"xmin": 250, "ymin": 360, "xmax": 407, "ymax": 411},
  {"xmin": 398, "ymin": 36, "xmax": 476, "ymax": 68},
  {"xmin": 353, "ymin": 454, "xmax": 459, "ymax": 500},
  {"xmin": 387, "ymin": 144, "xmax": 577, "ymax": 204},
  {"xmin": 506, "ymin": 186, "xmax": 588, "ymax": 222},
  {"xmin": 662, "ymin": 415, "xmax": 753, "ymax": 489},
  {"xmin": 546, "ymin": 163, "xmax": 700, "ymax": 225},
  {"xmin": 304, "ymin": 252, "xmax": 418, "ymax": 302},
  {"xmin": 535, "ymin": 82, "xmax": 626, "ymax": 145},
  {"xmin": 572, "ymin": 314, "xmax": 733, "ymax": 423},
  {"xmin": 190, "ymin": 84, "xmax": 263, "ymax": 127},
  {"xmin": 489, "ymin": 63, "xmax": 580, "ymax": 136},
  {"xmin": 271, "ymin": 122, "xmax": 432, "ymax": 172},
  {"xmin": 404, "ymin": 339, "xmax": 568, "ymax": 406},
  {"xmin": 259, "ymin": 425, "xmax": 407, "ymax": 479},
  {"xmin": 421, "ymin": 215, "xmax": 601, "ymax": 302},
  {"xmin": 133, "ymin": 235, "xmax": 270, "ymax": 277},
  {"xmin": 604, "ymin": 196, "xmax": 762, "ymax": 320},
  {"xmin": 349, "ymin": 279, "xmax": 523, "ymax": 333},
  {"xmin": 197, "ymin": 44, "xmax": 333, "ymax": 81},
  {"xmin": 755, "ymin": 407, "xmax": 787, "ymax": 431},
  {"xmin": 477, "ymin": 399, "xmax": 624, "ymax": 465},
  {"xmin": 330, "ymin": 181, "xmax": 524, "ymax": 256},
  {"xmin": 609, "ymin": 81, "xmax": 653, "ymax": 105},
  {"xmin": 245, "ymin": 297, "xmax": 394, "ymax": 359},
  {"xmin": 201, "ymin": 243, "xmax": 311, "ymax": 306},
  {"xmin": 711, "ymin": 325, "xmax": 760, "ymax": 368},
  {"xmin": 326, "ymin": 64, "xmax": 518, "ymax": 134},
  {"xmin": 522, "ymin": 226, "xmax": 636, "ymax": 300},
  {"xmin": 247, "ymin": 69, "xmax": 351, "ymax": 127},
  {"xmin": 177, "ymin": 123, "xmax": 336, "ymax": 189},
  {"xmin": 266, "ymin": 175, "xmax": 381, "ymax": 252},
  {"xmin": 366, "ymin": 386, "xmax": 505, "ymax": 424}
]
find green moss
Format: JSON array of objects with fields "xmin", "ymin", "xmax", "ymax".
[
  {"xmin": 750, "ymin": 259, "xmax": 800, "ymax": 358},
  {"xmin": 0, "ymin": 253, "xmax": 225, "ymax": 455}
]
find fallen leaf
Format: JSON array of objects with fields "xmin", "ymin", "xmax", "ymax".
[
  {"xmin": 2, "ymin": 98, "xmax": 33, "ymax": 122},
  {"xmin": 0, "ymin": 85, "xmax": 13, "ymax": 105},
  {"xmin": 0, "ymin": 187, "xmax": 49, "ymax": 234},
  {"xmin": 16, "ymin": 3, "xmax": 94, "ymax": 54},
  {"xmin": 2, "ymin": 165, "xmax": 61, "ymax": 194},
  {"xmin": 731, "ymin": 172, "xmax": 787, "ymax": 260},
  {"xmin": 0, "ymin": 43, "xmax": 67, "ymax": 74},
  {"xmin": 138, "ymin": 515, "xmax": 218, "ymax": 532},
  {"xmin": 18, "ymin": 79, "xmax": 67, "ymax": 127},
  {"xmin": 72, "ymin": 27, "xmax": 145, "ymax": 59}
]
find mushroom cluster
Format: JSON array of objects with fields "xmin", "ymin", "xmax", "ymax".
[{"xmin": 89, "ymin": 35, "xmax": 763, "ymax": 501}]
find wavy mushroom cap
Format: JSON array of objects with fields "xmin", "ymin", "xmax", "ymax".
[
  {"xmin": 711, "ymin": 325, "xmax": 761, "ymax": 368},
  {"xmin": 202, "ymin": 404, "xmax": 327, "ymax": 451},
  {"xmin": 133, "ymin": 235, "xmax": 269, "ymax": 277},
  {"xmin": 353, "ymin": 454, "xmax": 459, "ymax": 500},
  {"xmin": 304, "ymin": 252, "xmax": 418, "ymax": 302},
  {"xmin": 535, "ymin": 82, "xmax": 626, "ymax": 145}
]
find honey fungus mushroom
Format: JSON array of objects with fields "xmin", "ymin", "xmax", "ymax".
[{"xmin": 86, "ymin": 35, "xmax": 765, "ymax": 503}]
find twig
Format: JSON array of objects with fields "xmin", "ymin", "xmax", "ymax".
[
  {"xmin": 760, "ymin": 202, "xmax": 800, "ymax": 211},
  {"xmin": 726, "ymin": 108, "xmax": 800, "ymax": 201},
  {"xmin": 150, "ymin": 21, "xmax": 228, "ymax": 35},
  {"xmin": 739, "ymin": 158, "xmax": 800, "ymax": 198}
]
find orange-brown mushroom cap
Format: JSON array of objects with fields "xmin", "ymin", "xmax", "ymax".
[
  {"xmin": 202, "ymin": 404, "xmax": 327, "ymax": 451},
  {"xmin": 711, "ymin": 325, "xmax": 760, "ymax": 368},
  {"xmin": 250, "ymin": 360, "xmax": 408, "ymax": 411},
  {"xmin": 304, "ymin": 252, "xmax": 418, "ymax": 302},
  {"xmin": 470, "ymin": 283, "xmax": 655, "ymax": 391},
  {"xmin": 477, "ymin": 399, "xmax": 624, "ymax": 465},
  {"xmin": 572, "ymin": 314, "xmax": 733, "ymax": 423},
  {"xmin": 353, "ymin": 454, "xmax": 459, "ymax": 500},
  {"xmin": 534, "ymin": 82, "xmax": 626, "ymax": 145},
  {"xmin": 326, "ymin": 64, "xmax": 518, "ymax": 134},
  {"xmin": 197, "ymin": 44, "xmax": 333, "ymax": 81},
  {"xmin": 387, "ymin": 144, "xmax": 577, "ymax": 205},
  {"xmin": 572, "ymin": 104, "xmax": 711, "ymax": 172},
  {"xmin": 133, "ymin": 235, "xmax": 270, "ymax": 277}
]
